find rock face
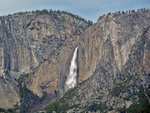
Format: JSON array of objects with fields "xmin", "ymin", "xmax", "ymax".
[
  {"xmin": 0, "ymin": 9, "xmax": 150, "ymax": 113},
  {"xmin": 0, "ymin": 78, "xmax": 20, "ymax": 108},
  {"xmin": 78, "ymin": 10, "xmax": 150, "ymax": 82},
  {"xmin": 0, "ymin": 11, "xmax": 90, "ymax": 109},
  {"xmin": 0, "ymin": 11, "xmax": 89, "ymax": 78},
  {"xmin": 44, "ymin": 10, "xmax": 150, "ymax": 113}
]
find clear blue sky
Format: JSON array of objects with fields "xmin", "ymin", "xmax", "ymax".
[{"xmin": 0, "ymin": 0, "xmax": 150, "ymax": 22}]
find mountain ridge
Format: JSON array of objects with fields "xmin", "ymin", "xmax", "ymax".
[
  {"xmin": 44, "ymin": 9, "xmax": 150, "ymax": 113},
  {"xmin": 0, "ymin": 10, "xmax": 91, "ymax": 110},
  {"xmin": 0, "ymin": 9, "xmax": 150, "ymax": 113}
]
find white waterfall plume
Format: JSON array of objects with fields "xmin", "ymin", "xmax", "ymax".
[{"xmin": 65, "ymin": 47, "xmax": 78, "ymax": 91}]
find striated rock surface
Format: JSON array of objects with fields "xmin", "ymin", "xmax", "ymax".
[
  {"xmin": 0, "ymin": 9, "xmax": 150, "ymax": 113},
  {"xmin": 0, "ymin": 11, "xmax": 89, "ymax": 79},
  {"xmin": 44, "ymin": 10, "xmax": 150, "ymax": 113},
  {"xmin": 78, "ymin": 10, "xmax": 150, "ymax": 82},
  {"xmin": 0, "ymin": 10, "xmax": 90, "ymax": 110},
  {"xmin": 0, "ymin": 77, "xmax": 20, "ymax": 109}
]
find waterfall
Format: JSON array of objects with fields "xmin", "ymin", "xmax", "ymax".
[{"xmin": 65, "ymin": 47, "xmax": 78, "ymax": 91}]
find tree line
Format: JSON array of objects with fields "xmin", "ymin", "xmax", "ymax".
[
  {"xmin": 11, "ymin": 9, "xmax": 93, "ymax": 26},
  {"xmin": 104, "ymin": 8, "xmax": 150, "ymax": 16}
]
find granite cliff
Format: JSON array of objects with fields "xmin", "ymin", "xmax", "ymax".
[
  {"xmin": 0, "ymin": 9, "xmax": 150, "ymax": 113},
  {"xmin": 0, "ymin": 10, "xmax": 91, "ymax": 111},
  {"xmin": 44, "ymin": 10, "xmax": 150, "ymax": 113}
]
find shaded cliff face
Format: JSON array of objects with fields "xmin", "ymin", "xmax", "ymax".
[
  {"xmin": 78, "ymin": 11, "xmax": 150, "ymax": 82},
  {"xmin": 0, "ymin": 11, "xmax": 90, "ymax": 109},
  {"xmin": 45, "ymin": 10, "xmax": 150, "ymax": 112}
]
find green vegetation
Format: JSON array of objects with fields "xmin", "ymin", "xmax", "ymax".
[
  {"xmin": 136, "ymin": 86, "xmax": 150, "ymax": 113},
  {"xmin": 45, "ymin": 87, "xmax": 78, "ymax": 113},
  {"xmin": 45, "ymin": 78, "xmax": 90, "ymax": 112},
  {"xmin": 124, "ymin": 75, "xmax": 133, "ymax": 83},
  {"xmin": 19, "ymin": 85, "xmax": 40, "ymax": 113},
  {"xmin": 146, "ymin": 87, "xmax": 150, "ymax": 98},
  {"xmin": 97, "ymin": 96, "xmax": 102, "ymax": 100},
  {"xmin": 0, "ymin": 103, "xmax": 20, "ymax": 113},
  {"xmin": 16, "ymin": 73, "xmax": 29, "ymax": 84},
  {"xmin": 45, "ymin": 100, "xmax": 68, "ymax": 113},
  {"xmin": 15, "ymin": 73, "xmax": 41, "ymax": 113},
  {"xmin": 123, "ymin": 94, "xmax": 134, "ymax": 101},
  {"xmin": 111, "ymin": 85, "xmax": 128, "ymax": 96},
  {"xmin": 100, "ymin": 8, "xmax": 150, "ymax": 20},
  {"xmin": 118, "ymin": 86, "xmax": 150, "ymax": 113},
  {"xmin": 86, "ymin": 103, "xmax": 108, "ymax": 112},
  {"xmin": 0, "ymin": 108, "xmax": 9, "ymax": 113},
  {"xmin": 0, "ymin": 107, "xmax": 18, "ymax": 113},
  {"xmin": 13, "ymin": 9, "xmax": 93, "ymax": 26},
  {"xmin": 45, "ymin": 78, "xmax": 94, "ymax": 112},
  {"xmin": 0, "ymin": 74, "xmax": 35, "ymax": 113},
  {"xmin": 45, "ymin": 98, "xmax": 68, "ymax": 112}
]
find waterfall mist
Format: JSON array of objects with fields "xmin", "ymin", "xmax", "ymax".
[{"xmin": 65, "ymin": 47, "xmax": 78, "ymax": 91}]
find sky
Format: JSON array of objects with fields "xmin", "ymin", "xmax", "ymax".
[{"xmin": 0, "ymin": 0, "xmax": 150, "ymax": 22}]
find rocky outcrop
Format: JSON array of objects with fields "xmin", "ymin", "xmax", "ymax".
[
  {"xmin": 0, "ymin": 77, "xmax": 20, "ymax": 109},
  {"xmin": 0, "ymin": 11, "xmax": 89, "ymax": 79},
  {"xmin": 1, "ymin": 9, "xmax": 150, "ymax": 112},
  {"xmin": 78, "ymin": 10, "xmax": 150, "ymax": 82},
  {"xmin": 0, "ymin": 11, "xmax": 90, "ymax": 109},
  {"xmin": 44, "ymin": 10, "xmax": 150, "ymax": 113}
]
